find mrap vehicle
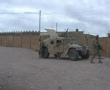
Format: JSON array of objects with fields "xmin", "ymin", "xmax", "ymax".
[{"xmin": 39, "ymin": 29, "xmax": 90, "ymax": 61}]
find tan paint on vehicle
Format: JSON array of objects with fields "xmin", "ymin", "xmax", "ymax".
[{"xmin": 40, "ymin": 29, "xmax": 90, "ymax": 59}]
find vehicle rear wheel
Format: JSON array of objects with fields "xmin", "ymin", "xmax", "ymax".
[
  {"xmin": 81, "ymin": 50, "xmax": 90, "ymax": 59},
  {"xmin": 42, "ymin": 47, "xmax": 49, "ymax": 58},
  {"xmin": 68, "ymin": 49, "xmax": 79, "ymax": 61}
]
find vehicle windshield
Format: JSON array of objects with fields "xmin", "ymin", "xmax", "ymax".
[
  {"xmin": 64, "ymin": 37, "xmax": 87, "ymax": 46},
  {"xmin": 64, "ymin": 37, "xmax": 73, "ymax": 44}
]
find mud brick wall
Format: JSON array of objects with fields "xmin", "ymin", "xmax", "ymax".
[
  {"xmin": 31, "ymin": 36, "xmax": 40, "ymax": 50},
  {"xmin": 1, "ymin": 36, "xmax": 7, "ymax": 46},
  {"xmin": 0, "ymin": 32, "xmax": 110, "ymax": 57},
  {"xmin": 7, "ymin": 36, "xmax": 14, "ymax": 47},
  {"xmin": 87, "ymin": 38, "xmax": 110, "ymax": 57},
  {"xmin": 0, "ymin": 32, "xmax": 40, "ymax": 50},
  {"xmin": 0, "ymin": 36, "xmax": 2, "ymax": 45},
  {"xmin": 78, "ymin": 37, "xmax": 86, "ymax": 44},
  {"xmin": 22, "ymin": 36, "xmax": 31, "ymax": 48},
  {"xmin": 77, "ymin": 37, "xmax": 110, "ymax": 57},
  {"xmin": 103, "ymin": 38, "xmax": 110, "ymax": 57},
  {"xmin": 14, "ymin": 36, "xmax": 22, "ymax": 47},
  {"xmin": 89, "ymin": 38, "xmax": 94, "ymax": 56}
]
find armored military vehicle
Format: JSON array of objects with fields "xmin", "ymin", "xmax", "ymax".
[{"xmin": 39, "ymin": 29, "xmax": 90, "ymax": 61}]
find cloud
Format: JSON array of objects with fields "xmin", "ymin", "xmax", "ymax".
[
  {"xmin": 0, "ymin": 0, "xmax": 110, "ymax": 37},
  {"xmin": 64, "ymin": 0, "xmax": 110, "ymax": 36}
]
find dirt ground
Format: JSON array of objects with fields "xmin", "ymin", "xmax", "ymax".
[{"xmin": 0, "ymin": 46, "xmax": 110, "ymax": 90}]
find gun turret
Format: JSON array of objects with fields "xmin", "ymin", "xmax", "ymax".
[{"xmin": 61, "ymin": 28, "xmax": 69, "ymax": 37}]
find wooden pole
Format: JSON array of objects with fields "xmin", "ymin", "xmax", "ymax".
[
  {"xmin": 39, "ymin": 10, "xmax": 41, "ymax": 50},
  {"xmin": 56, "ymin": 23, "xmax": 57, "ymax": 32},
  {"xmin": 39, "ymin": 10, "xmax": 41, "ymax": 35}
]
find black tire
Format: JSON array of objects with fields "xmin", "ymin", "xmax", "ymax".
[
  {"xmin": 68, "ymin": 49, "xmax": 79, "ymax": 61},
  {"xmin": 81, "ymin": 50, "xmax": 90, "ymax": 59},
  {"xmin": 42, "ymin": 47, "xmax": 49, "ymax": 58}
]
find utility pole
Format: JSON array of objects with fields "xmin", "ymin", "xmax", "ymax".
[
  {"xmin": 39, "ymin": 10, "xmax": 42, "ymax": 43},
  {"xmin": 56, "ymin": 23, "xmax": 57, "ymax": 32},
  {"xmin": 52, "ymin": 17, "xmax": 53, "ymax": 29},
  {"xmin": 39, "ymin": 10, "xmax": 41, "ymax": 35}
]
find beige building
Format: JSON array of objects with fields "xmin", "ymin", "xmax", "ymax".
[{"xmin": 40, "ymin": 30, "xmax": 95, "ymax": 40}]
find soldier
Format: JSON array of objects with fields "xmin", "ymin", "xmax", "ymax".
[
  {"xmin": 38, "ymin": 38, "xmax": 44, "ymax": 58},
  {"xmin": 90, "ymin": 35, "xmax": 103, "ymax": 63},
  {"xmin": 56, "ymin": 52, "xmax": 61, "ymax": 59},
  {"xmin": 56, "ymin": 40, "xmax": 62, "ymax": 59}
]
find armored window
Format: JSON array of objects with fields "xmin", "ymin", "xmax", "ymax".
[
  {"xmin": 56, "ymin": 40, "xmax": 62, "ymax": 44},
  {"xmin": 50, "ymin": 41, "xmax": 54, "ymax": 44},
  {"xmin": 64, "ymin": 38, "xmax": 73, "ymax": 44}
]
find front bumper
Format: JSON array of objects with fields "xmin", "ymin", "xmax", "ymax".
[
  {"xmin": 81, "ymin": 50, "xmax": 88, "ymax": 55},
  {"xmin": 79, "ymin": 47, "xmax": 90, "ymax": 55}
]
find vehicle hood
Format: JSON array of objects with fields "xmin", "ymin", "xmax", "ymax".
[
  {"xmin": 69, "ymin": 44, "xmax": 82, "ymax": 48},
  {"xmin": 73, "ymin": 43, "xmax": 89, "ymax": 47}
]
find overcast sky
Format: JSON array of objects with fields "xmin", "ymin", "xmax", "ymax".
[{"xmin": 0, "ymin": 0, "xmax": 110, "ymax": 37}]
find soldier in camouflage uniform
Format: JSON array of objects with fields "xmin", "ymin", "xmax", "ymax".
[
  {"xmin": 56, "ymin": 40, "xmax": 62, "ymax": 59},
  {"xmin": 90, "ymin": 35, "xmax": 103, "ymax": 63},
  {"xmin": 38, "ymin": 38, "xmax": 44, "ymax": 58}
]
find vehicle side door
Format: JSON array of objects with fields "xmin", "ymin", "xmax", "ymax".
[
  {"xmin": 54, "ymin": 38, "xmax": 64, "ymax": 52},
  {"xmin": 48, "ymin": 39, "xmax": 55, "ymax": 53}
]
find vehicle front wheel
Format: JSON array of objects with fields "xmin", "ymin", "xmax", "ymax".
[
  {"xmin": 42, "ymin": 47, "xmax": 49, "ymax": 58},
  {"xmin": 68, "ymin": 49, "xmax": 79, "ymax": 61},
  {"xmin": 54, "ymin": 54, "xmax": 57, "ymax": 58},
  {"xmin": 81, "ymin": 50, "xmax": 90, "ymax": 59}
]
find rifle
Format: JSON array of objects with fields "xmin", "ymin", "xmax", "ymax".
[{"xmin": 98, "ymin": 45, "xmax": 105, "ymax": 52}]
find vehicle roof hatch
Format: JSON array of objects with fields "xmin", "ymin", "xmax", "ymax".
[{"xmin": 45, "ymin": 29, "xmax": 58, "ymax": 37}]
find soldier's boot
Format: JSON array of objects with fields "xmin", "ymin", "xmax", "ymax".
[
  {"xmin": 99, "ymin": 56, "xmax": 103, "ymax": 63},
  {"xmin": 90, "ymin": 60, "xmax": 94, "ymax": 63},
  {"xmin": 90, "ymin": 56, "xmax": 95, "ymax": 63}
]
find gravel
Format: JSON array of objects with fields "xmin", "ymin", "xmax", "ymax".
[{"xmin": 0, "ymin": 46, "xmax": 110, "ymax": 90}]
